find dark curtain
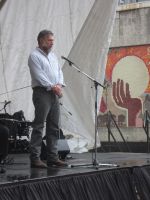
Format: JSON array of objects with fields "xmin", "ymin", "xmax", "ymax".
[
  {"xmin": 0, "ymin": 168, "xmax": 138, "ymax": 200},
  {"xmin": 133, "ymin": 166, "xmax": 150, "ymax": 200}
]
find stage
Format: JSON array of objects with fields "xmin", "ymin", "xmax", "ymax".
[{"xmin": 0, "ymin": 152, "xmax": 150, "ymax": 199}]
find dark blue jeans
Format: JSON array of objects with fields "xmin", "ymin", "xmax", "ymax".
[{"xmin": 30, "ymin": 87, "xmax": 60, "ymax": 163}]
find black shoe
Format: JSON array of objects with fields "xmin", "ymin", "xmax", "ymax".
[
  {"xmin": 31, "ymin": 160, "xmax": 47, "ymax": 168},
  {"xmin": 47, "ymin": 159, "xmax": 68, "ymax": 167}
]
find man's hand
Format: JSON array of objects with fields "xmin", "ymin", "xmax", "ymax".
[{"xmin": 51, "ymin": 84, "xmax": 63, "ymax": 98}]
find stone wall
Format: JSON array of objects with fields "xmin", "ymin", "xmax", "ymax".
[
  {"xmin": 111, "ymin": 2, "xmax": 150, "ymax": 47},
  {"xmin": 99, "ymin": 2, "xmax": 150, "ymax": 147}
]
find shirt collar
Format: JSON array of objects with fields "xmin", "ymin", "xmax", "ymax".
[{"xmin": 36, "ymin": 47, "xmax": 51, "ymax": 56}]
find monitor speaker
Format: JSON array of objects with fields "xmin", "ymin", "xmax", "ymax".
[
  {"xmin": 0, "ymin": 124, "xmax": 9, "ymax": 163},
  {"xmin": 40, "ymin": 130, "xmax": 70, "ymax": 160},
  {"xmin": 0, "ymin": 124, "xmax": 9, "ymax": 173}
]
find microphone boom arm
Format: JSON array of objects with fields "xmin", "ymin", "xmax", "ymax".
[{"xmin": 61, "ymin": 56, "xmax": 105, "ymax": 89}]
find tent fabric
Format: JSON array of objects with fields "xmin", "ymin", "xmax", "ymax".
[
  {"xmin": 61, "ymin": 0, "xmax": 118, "ymax": 148},
  {"xmin": 0, "ymin": 0, "xmax": 94, "ymax": 116},
  {"xmin": 0, "ymin": 0, "xmax": 118, "ymax": 150}
]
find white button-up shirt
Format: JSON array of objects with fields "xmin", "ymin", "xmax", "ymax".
[{"xmin": 28, "ymin": 47, "xmax": 64, "ymax": 90}]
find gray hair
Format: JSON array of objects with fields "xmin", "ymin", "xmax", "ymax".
[{"xmin": 37, "ymin": 30, "xmax": 53, "ymax": 43}]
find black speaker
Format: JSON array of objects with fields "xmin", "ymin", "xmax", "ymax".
[
  {"xmin": 57, "ymin": 139, "xmax": 70, "ymax": 159},
  {"xmin": 0, "ymin": 124, "xmax": 9, "ymax": 163},
  {"xmin": 40, "ymin": 130, "xmax": 70, "ymax": 160}
]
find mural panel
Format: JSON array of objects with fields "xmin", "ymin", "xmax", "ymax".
[{"xmin": 99, "ymin": 45, "xmax": 150, "ymax": 127}]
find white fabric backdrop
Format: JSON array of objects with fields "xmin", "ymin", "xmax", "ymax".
[
  {"xmin": 0, "ymin": 0, "xmax": 94, "ymax": 115},
  {"xmin": 0, "ymin": 0, "xmax": 118, "ymax": 151}
]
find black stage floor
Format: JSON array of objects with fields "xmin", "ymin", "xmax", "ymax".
[
  {"xmin": 1, "ymin": 152, "xmax": 150, "ymax": 184},
  {"xmin": 1, "ymin": 152, "xmax": 150, "ymax": 200}
]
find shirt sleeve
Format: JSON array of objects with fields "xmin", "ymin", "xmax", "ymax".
[{"xmin": 28, "ymin": 53, "xmax": 54, "ymax": 89}]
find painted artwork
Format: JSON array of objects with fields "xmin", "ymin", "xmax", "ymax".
[{"xmin": 98, "ymin": 45, "xmax": 150, "ymax": 127}]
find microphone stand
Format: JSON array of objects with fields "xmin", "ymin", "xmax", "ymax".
[{"xmin": 62, "ymin": 56, "xmax": 118, "ymax": 169}]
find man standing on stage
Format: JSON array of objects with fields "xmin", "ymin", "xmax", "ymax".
[{"xmin": 28, "ymin": 30, "xmax": 67, "ymax": 168}]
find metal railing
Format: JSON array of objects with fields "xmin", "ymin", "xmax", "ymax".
[
  {"xmin": 106, "ymin": 110, "xmax": 131, "ymax": 152},
  {"xmin": 143, "ymin": 110, "xmax": 150, "ymax": 153}
]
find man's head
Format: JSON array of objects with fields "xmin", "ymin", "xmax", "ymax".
[{"xmin": 37, "ymin": 30, "xmax": 54, "ymax": 53}]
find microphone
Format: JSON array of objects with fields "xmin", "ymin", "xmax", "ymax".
[{"xmin": 61, "ymin": 56, "xmax": 74, "ymax": 65}]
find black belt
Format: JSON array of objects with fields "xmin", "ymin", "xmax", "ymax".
[
  {"xmin": 33, "ymin": 86, "xmax": 47, "ymax": 89},
  {"xmin": 33, "ymin": 86, "xmax": 53, "ymax": 93}
]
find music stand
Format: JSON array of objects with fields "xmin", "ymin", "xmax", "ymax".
[{"xmin": 62, "ymin": 56, "xmax": 118, "ymax": 169}]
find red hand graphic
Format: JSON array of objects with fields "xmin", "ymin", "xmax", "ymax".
[{"xmin": 113, "ymin": 79, "xmax": 142, "ymax": 126}]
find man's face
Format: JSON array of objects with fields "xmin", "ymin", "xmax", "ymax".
[{"xmin": 39, "ymin": 34, "xmax": 54, "ymax": 52}]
